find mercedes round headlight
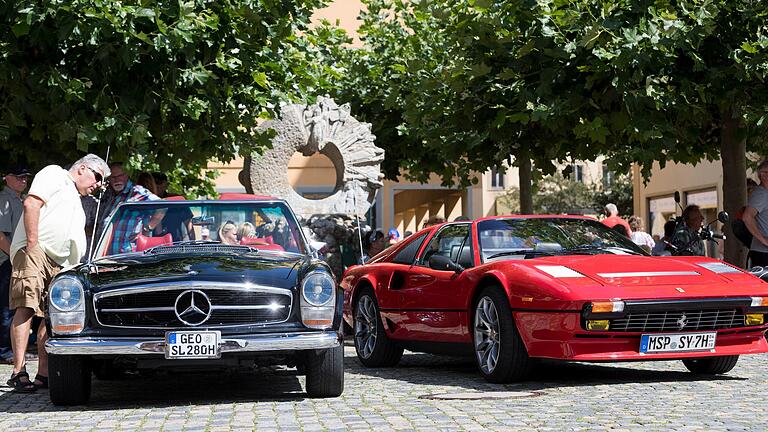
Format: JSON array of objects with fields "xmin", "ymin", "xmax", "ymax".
[
  {"xmin": 48, "ymin": 275, "xmax": 86, "ymax": 335},
  {"xmin": 299, "ymin": 270, "xmax": 336, "ymax": 329},
  {"xmin": 301, "ymin": 272, "xmax": 335, "ymax": 306},
  {"xmin": 50, "ymin": 276, "xmax": 84, "ymax": 312}
]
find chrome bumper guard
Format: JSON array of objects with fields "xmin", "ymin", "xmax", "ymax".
[{"xmin": 46, "ymin": 332, "xmax": 341, "ymax": 356}]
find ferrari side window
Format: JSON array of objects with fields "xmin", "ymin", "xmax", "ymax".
[
  {"xmin": 391, "ymin": 232, "xmax": 429, "ymax": 265},
  {"xmin": 419, "ymin": 224, "xmax": 470, "ymax": 266}
]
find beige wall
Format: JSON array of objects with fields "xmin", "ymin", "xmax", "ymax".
[
  {"xmin": 633, "ymin": 160, "xmax": 725, "ymax": 239},
  {"xmin": 311, "ymin": 0, "xmax": 364, "ymax": 46}
]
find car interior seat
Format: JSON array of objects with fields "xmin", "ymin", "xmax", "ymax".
[{"xmin": 136, "ymin": 233, "xmax": 173, "ymax": 251}]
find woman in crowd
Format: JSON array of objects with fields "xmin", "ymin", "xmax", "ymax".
[
  {"xmin": 628, "ymin": 215, "xmax": 655, "ymax": 253},
  {"xmin": 218, "ymin": 220, "xmax": 239, "ymax": 245}
]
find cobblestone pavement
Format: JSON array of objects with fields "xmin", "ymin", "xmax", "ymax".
[{"xmin": 1, "ymin": 343, "xmax": 767, "ymax": 431}]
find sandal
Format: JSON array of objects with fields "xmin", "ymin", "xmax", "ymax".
[
  {"xmin": 33, "ymin": 374, "xmax": 48, "ymax": 390},
  {"xmin": 7, "ymin": 369, "xmax": 36, "ymax": 393}
]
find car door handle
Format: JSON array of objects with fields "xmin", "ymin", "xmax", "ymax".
[{"xmin": 408, "ymin": 274, "xmax": 434, "ymax": 283}]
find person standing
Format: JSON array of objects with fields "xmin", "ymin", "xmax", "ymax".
[
  {"xmin": 85, "ymin": 162, "xmax": 161, "ymax": 254},
  {"xmin": 670, "ymin": 205, "xmax": 705, "ymax": 256},
  {"xmin": 601, "ymin": 203, "xmax": 632, "ymax": 236},
  {"xmin": 0, "ymin": 166, "xmax": 30, "ymax": 364},
  {"xmin": 651, "ymin": 219, "xmax": 677, "ymax": 256},
  {"xmin": 6, "ymin": 154, "xmax": 109, "ymax": 392},
  {"xmin": 628, "ymin": 215, "xmax": 655, "ymax": 253},
  {"xmin": 744, "ymin": 160, "xmax": 768, "ymax": 266}
]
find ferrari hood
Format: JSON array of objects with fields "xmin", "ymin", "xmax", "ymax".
[{"xmin": 533, "ymin": 255, "xmax": 746, "ymax": 287}]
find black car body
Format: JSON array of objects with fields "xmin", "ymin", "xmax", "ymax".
[{"xmin": 45, "ymin": 197, "xmax": 343, "ymax": 405}]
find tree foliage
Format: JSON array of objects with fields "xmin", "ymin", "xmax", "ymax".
[
  {"xmin": 0, "ymin": 0, "xmax": 332, "ymax": 196},
  {"xmin": 327, "ymin": 0, "xmax": 768, "ymax": 182},
  {"xmin": 498, "ymin": 171, "xmax": 632, "ymax": 217}
]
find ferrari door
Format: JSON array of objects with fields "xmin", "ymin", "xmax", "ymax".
[{"xmin": 395, "ymin": 223, "xmax": 475, "ymax": 343}]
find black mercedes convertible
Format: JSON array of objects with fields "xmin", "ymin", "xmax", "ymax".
[{"xmin": 45, "ymin": 195, "xmax": 343, "ymax": 405}]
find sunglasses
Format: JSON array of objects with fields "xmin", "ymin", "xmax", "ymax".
[{"xmin": 87, "ymin": 166, "xmax": 103, "ymax": 183}]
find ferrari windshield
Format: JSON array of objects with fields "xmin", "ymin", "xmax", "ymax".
[
  {"xmin": 94, "ymin": 201, "xmax": 307, "ymax": 257},
  {"xmin": 477, "ymin": 217, "xmax": 646, "ymax": 262}
]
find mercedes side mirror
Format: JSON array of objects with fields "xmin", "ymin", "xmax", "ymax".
[
  {"xmin": 718, "ymin": 211, "xmax": 729, "ymax": 224},
  {"xmin": 428, "ymin": 255, "xmax": 464, "ymax": 274}
]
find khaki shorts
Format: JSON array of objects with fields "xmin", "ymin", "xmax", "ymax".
[{"xmin": 10, "ymin": 245, "xmax": 61, "ymax": 317}]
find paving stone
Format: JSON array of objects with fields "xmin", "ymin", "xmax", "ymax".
[{"xmin": 1, "ymin": 347, "xmax": 768, "ymax": 431}]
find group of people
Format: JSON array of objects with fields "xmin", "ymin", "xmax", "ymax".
[
  {"xmin": 600, "ymin": 202, "xmax": 708, "ymax": 257},
  {"xmin": 0, "ymin": 156, "xmax": 185, "ymax": 393}
]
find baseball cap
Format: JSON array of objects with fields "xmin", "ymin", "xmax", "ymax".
[{"xmin": 7, "ymin": 165, "xmax": 30, "ymax": 176}]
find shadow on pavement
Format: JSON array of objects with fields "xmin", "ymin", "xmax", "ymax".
[
  {"xmin": 344, "ymin": 350, "xmax": 746, "ymax": 393},
  {"xmin": 0, "ymin": 367, "xmax": 306, "ymax": 412}
]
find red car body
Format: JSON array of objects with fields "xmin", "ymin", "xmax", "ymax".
[{"xmin": 341, "ymin": 216, "xmax": 768, "ymax": 380}]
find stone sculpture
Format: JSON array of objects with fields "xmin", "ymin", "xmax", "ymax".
[{"xmin": 241, "ymin": 97, "xmax": 385, "ymax": 218}]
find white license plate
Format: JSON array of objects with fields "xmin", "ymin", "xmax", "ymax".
[
  {"xmin": 165, "ymin": 330, "xmax": 221, "ymax": 359},
  {"xmin": 640, "ymin": 332, "xmax": 716, "ymax": 353}
]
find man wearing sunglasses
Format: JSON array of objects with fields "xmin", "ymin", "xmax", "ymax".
[
  {"xmin": 6, "ymin": 154, "xmax": 109, "ymax": 393},
  {"xmin": 0, "ymin": 165, "xmax": 30, "ymax": 365}
]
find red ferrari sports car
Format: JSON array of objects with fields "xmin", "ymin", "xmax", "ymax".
[{"xmin": 341, "ymin": 215, "xmax": 768, "ymax": 382}]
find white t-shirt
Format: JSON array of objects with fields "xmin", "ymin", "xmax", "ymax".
[
  {"xmin": 10, "ymin": 165, "xmax": 86, "ymax": 267},
  {"xmin": 631, "ymin": 231, "xmax": 655, "ymax": 250}
]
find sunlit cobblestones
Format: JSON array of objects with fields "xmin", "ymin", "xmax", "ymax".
[{"xmin": 1, "ymin": 344, "xmax": 767, "ymax": 430}]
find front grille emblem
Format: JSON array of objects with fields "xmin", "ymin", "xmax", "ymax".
[
  {"xmin": 174, "ymin": 290, "xmax": 212, "ymax": 326},
  {"xmin": 676, "ymin": 314, "xmax": 688, "ymax": 330}
]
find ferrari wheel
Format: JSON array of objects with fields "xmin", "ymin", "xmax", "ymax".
[
  {"xmin": 682, "ymin": 355, "xmax": 739, "ymax": 374},
  {"xmin": 353, "ymin": 289, "xmax": 403, "ymax": 367},
  {"xmin": 473, "ymin": 287, "xmax": 532, "ymax": 383}
]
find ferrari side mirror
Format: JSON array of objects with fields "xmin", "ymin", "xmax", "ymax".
[{"xmin": 429, "ymin": 254, "xmax": 464, "ymax": 274}]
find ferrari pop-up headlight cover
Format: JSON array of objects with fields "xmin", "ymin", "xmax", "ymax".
[
  {"xmin": 300, "ymin": 270, "xmax": 336, "ymax": 329},
  {"xmin": 48, "ymin": 275, "xmax": 85, "ymax": 335}
]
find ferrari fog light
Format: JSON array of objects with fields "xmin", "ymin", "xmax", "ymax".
[
  {"xmin": 750, "ymin": 297, "xmax": 768, "ymax": 307},
  {"xmin": 590, "ymin": 301, "xmax": 624, "ymax": 313},
  {"xmin": 586, "ymin": 320, "xmax": 610, "ymax": 331},
  {"xmin": 745, "ymin": 313, "xmax": 765, "ymax": 326}
]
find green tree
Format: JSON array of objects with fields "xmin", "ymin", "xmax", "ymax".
[
  {"xmin": 0, "ymin": 0, "xmax": 330, "ymax": 196},
  {"xmin": 497, "ymin": 171, "xmax": 632, "ymax": 216}
]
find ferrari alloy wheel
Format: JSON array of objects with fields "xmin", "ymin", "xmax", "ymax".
[
  {"xmin": 473, "ymin": 287, "xmax": 532, "ymax": 383},
  {"xmin": 353, "ymin": 289, "xmax": 403, "ymax": 367},
  {"xmin": 474, "ymin": 296, "xmax": 501, "ymax": 374},
  {"xmin": 682, "ymin": 355, "xmax": 739, "ymax": 375}
]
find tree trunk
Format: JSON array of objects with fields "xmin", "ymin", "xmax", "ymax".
[
  {"xmin": 519, "ymin": 156, "xmax": 533, "ymax": 214},
  {"xmin": 720, "ymin": 115, "xmax": 747, "ymax": 267}
]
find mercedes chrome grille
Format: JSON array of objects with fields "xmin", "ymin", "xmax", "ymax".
[{"xmin": 93, "ymin": 282, "xmax": 293, "ymax": 329}]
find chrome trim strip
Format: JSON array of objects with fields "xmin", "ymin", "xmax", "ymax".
[
  {"xmin": 100, "ymin": 307, "xmax": 175, "ymax": 313},
  {"xmin": 94, "ymin": 282, "xmax": 292, "ymax": 299},
  {"xmin": 46, "ymin": 332, "xmax": 341, "ymax": 355},
  {"xmin": 596, "ymin": 271, "xmax": 700, "ymax": 278},
  {"xmin": 209, "ymin": 305, "xmax": 287, "ymax": 310},
  {"xmin": 93, "ymin": 281, "xmax": 294, "ymax": 329},
  {"xmin": 101, "ymin": 305, "xmax": 287, "ymax": 313}
]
